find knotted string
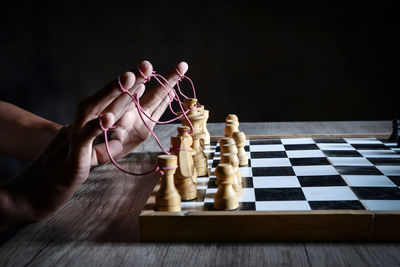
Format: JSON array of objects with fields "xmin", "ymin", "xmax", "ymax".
[
  {"xmin": 99, "ymin": 65, "xmax": 198, "ymax": 175},
  {"xmin": 99, "ymin": 114, "xmax": 178, "ymax": 175}
]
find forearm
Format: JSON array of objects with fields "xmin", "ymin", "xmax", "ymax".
[{"xmin": 0, "ymin": 101, "xmax": 62, "ymax": 161}]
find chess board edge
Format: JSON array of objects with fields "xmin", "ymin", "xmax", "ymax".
[
  {"xmin": 139, "ymin": 133, "xmax": 400, "ymax": 242},
  {"xmin": 211, "ymin": 133, "xmax": 390, "ymax": 140}
]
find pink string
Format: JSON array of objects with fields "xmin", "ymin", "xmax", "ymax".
[
  {"xmin": 99, "ymin": 114, "xmax": 177, "ymax": 176},
  {"xmin": 98, "ymin": 64, "xmax": 199, "ymax": 176}
]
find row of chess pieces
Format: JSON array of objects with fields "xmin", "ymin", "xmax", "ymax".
[{"xmin": 155, "ymin": 98, "xmax": 248, "ymax": 211}]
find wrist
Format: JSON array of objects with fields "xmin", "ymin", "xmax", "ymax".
[{"xmin": 0, "ymin": 187, "xmax": 36, "ymax": 231}]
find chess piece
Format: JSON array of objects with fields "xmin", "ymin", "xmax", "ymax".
[
  {"xmin": 220, "ymin": 152, "xmax": 242, "ymax": 196},
  {"xmin": 225, "ymin": 114, "xmax": 239, "ymax": 127},
  {"xmin": 232, "ymin": 131, "xmax": 248, "ymax": 166},
  {"xmin": 183, "ymin": 98, "xmax": 199, "ymax": 117},
  {"xmin": 180, "ymin": 98, "xmax": 206, "ymax": 142},
  {"xmin": 219, "ymin": 137, "xmax": 236, "ymax": 147},
  {"xmin": 155, "ymin": 154, "xmax": 181, "ymax": 212},
  {"xmin": 389, "ymin": 119, "xmax": 399, "ymax": 143},
  {"xmin": 214, "ymin": 163, "xmax": 239, "ymax": 210},
  {"xmin": 192, "ymin": 134, "xmax": 208, "ymax": 176},
  {"xmin": 220, "ymin": 143, "xmax": 238, "ymax": 156},
  {"xmin": 224, "ymin": 123, "xmax": 238, "ymax": 138},
  {"xmin": 203, "ymin": 109, "xmax": 211, "ymax": 145},
  {"xmin": 171, "ymin": 127, "xmax": 197, "ymax": 200}
]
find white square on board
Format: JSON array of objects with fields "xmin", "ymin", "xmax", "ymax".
[
  {"xmin": 293, "ymin": 165, "xmax": 338, "ymax": 176},
  {"xmin": 256, "ymin": 201, "xmax": 311, "ymax": 211},
  {"xmin": 253, "ymin": 176, "xmax": 300, "ymax": 188},
  {"xmin": 281, "ymin": 138, "xmax": 315, "ymax": 144},
  {"xmin": 302, "ymin": 186, "xmax": 358, "ymax": 201},
  {"xmin": 342, "ymin": 175, "xmax": 397, "ymax": 187}
]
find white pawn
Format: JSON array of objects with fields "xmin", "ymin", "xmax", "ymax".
[
  {"xmin": 214, "ymin": 163, "xmax": 238, "ymax": 210},
  {"xmin": 232, "ymin": 131, "xmax": 248, "ymax": 166},
  {"xmin": 220, "ymin": 152, "xmax": 242, "ymax": 196}
]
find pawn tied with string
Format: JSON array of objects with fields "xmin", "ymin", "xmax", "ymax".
[
  {"xmin": 214, "ymin": 163, "xmax": 239, "ymax": 211},
  {"xmin": 155, "ymin": 155, "xmax": 181, "ymax": 212},
  {"xmin": 170, "ymin": 126, "xmax": 197, "ymax": 200}
]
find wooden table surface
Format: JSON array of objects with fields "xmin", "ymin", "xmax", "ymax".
[{"xmin": 1, "ymin": 121, "xmax": 400, "ymax": 266}]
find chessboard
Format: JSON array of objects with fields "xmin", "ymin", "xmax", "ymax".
[{"xmin": 139, "ymin": 134, "xmax": 400, "ymax": 242}]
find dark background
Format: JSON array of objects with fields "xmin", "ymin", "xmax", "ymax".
[
  {"xmin": 0, "ymin": 1, "xmax": 399, "ymax": 176},
  {"xmin": 1, "ymin": 1, "xmax": 399, "ymax": 125}
]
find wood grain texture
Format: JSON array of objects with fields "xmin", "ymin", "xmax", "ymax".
[{"xmin": 0, "ymin": 121, "xmax": 398, "ymax": 267}]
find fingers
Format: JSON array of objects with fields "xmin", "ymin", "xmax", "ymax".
[
  {"xmin": 74, "ymin": 112, "xmax": 115, "ymax": 147},
  {"xmin": 140, "ymin": 62, "xmax": 189, "ymax": 114},
  {"xmin": 86, "ymin": 61, "xmax": 153, "ymax": 129},
  {"xmin": 91, "ymin": 140, "xmax": 123, "ymax": 166},
  {"xmin": 73, "ymin": 72, "xmax": 135, "ymax": 130}
]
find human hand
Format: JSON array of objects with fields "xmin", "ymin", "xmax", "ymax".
[{"xmin": 0, "ymin": 61, "xmax": 188, "ymax": 227}]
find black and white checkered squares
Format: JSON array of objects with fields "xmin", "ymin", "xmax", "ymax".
[{"xmin": 181, "ymin": 137, "xmax": 400, "ymax": 212}]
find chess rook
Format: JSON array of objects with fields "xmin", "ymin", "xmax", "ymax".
[
  {"xmin": 232, "ymin": 131, "xmax": 248, "ymax": 166},
  {"xmin": 220, "ymin": 152, "xmax": 243, "ymax": 196},
  {"xmin": 155, "ymin": 155, "xmax": 181, "ymax": 212},
  {"xmin": 214, "ymin": 163, "xmax": 239, "ymax": 210},
  {"xmin": 171, "ymin": 127, "xmax": 197, "ymax": 200}
]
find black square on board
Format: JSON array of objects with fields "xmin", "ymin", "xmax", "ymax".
[
  {"xmin": 298, "ymin": 175, "xmax": 347, "ymax": 187},
  {"xmin": 351, "ymin": 144, "xmax": 390, "ymax": 150},
  {"xmin": 313, "ymin": 138, "xmax": 346, "ymax": 143},
  {"xmin": 203, "ymin": 202, "xmax": 256, "ymax": 211},
  {"xmin": 252, "ymin": 167, "xmax": 295, "ymax": 176},
  {"xmin": 250, "ymin": 139, "xmax": 282, "ymax": 145},
  {"xmin": 351, "ymin": 187, "xmax": 400, "ymax": 200},
  {"xmin": 388, "ymin": 176, "xmax": 400, "ymax": 186},
  {"xmin": 335, "ymin": 166, "xmax": 383, "ymax": 175},
  {"xmin": 242, "ymin": 177, "xmax": 254, "ymax": 188},
  {"xmin": 251, "ymin": 151, "xmax": 288, "ymax": 159},
  {"xmin": 284, "ymin": 144, "xmax": 319, "ymax": 150},
  {"xmin": 367, "ymin": 158, "xmax": 400, "ymax": 166},
  {"xmin": 289, "ymin": 157, "xmax": 330, "ymax": 166},
  {"xmin": 309, "ymin": 200, "xmax": 364, "ymax": 210},
  {"xmin": 208, "ymin": 178, "xmax": 218, "ymax": 188},
  {"xmin": 323, "ymin": 150, "xmax": 362, "ymax": 157},
  {"xmin": 255, "ymin": 188, "xmax": 306, "ymax": 201},
  {"xmin": 212, "ymin": 160, "xmax": 220, "ymax": 168}
]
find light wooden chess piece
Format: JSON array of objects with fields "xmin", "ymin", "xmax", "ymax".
[
  {"xmin": 180, "ymin": 98, "xmax": 206, "ymax": 142},
  {"xmin": 183, "ymin": 98, "xmax": 199, "ymax": 117},
  {"xmin": 220, "ymin": 152, "xmax": 242, "ymax": 196},
  {"xmin": 220, "ymin": 143, "xmax": 239, "ymax": 156},
  {"xmin": 155, "ymin": 154, "xmax": 181, "ymax": 212},
  {"xmin": 214, "ymin": 163, "xmax": 239, "ymax": 210},
  {"xmin": 219, "ymin": 137, "xmax": 236, "ymax": 147},
  {"xmin": 226, "ymin": 114, "xmax": 239, "ymax": 125},
  {"xmin": 171, "ymin": 127, "xmax": 197, "ymax": 201},
  {"xmin": 224, "ymin": 123, "xmax": 238, "ymax": 138},
  {"xmin": 225, "ymin": 114, "xmax": 239, "ymax": 137},
  {"xmin": 232, "ymin": 131, "xmax": 248, "ymax": 166},
  {"xmin": 192, "ymin": 134, "xmax": 208, "ymax": 176},
  {"xmin": 202, "ymin": 109, "xmax": 211, "ymax": 145}
]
